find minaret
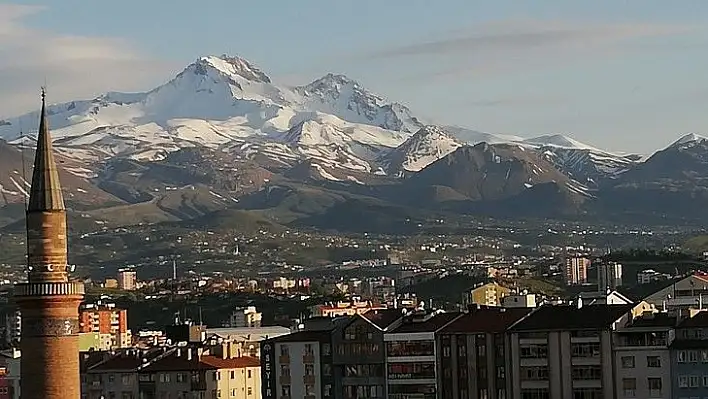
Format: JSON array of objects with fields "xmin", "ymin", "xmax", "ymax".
[{"xmin": 14, "ymin": 89, "xmax": 84, "ymax": 399}]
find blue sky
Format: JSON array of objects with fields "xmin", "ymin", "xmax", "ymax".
[{"xmin": 2, "ymin": 0, "xmax": 708, "ymax": 153}]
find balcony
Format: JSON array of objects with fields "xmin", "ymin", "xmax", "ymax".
[
  {"xmin": 303, "ymin": 353, "xmax": 315, "ymax": 363},
  {"xmin": 303, "ymin": 375, "xmax": 316, "ymax": 384},
  {"xmin": 279, "ymin": 355, "xmax": 290, "ymax": 363},
  {"xmin": 280, "ymin": 375, "xmax": 291, "ymax": 384}
]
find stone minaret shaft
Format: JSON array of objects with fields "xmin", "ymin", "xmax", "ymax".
[{"xmin": 15, "ymin": 90, "xmax": 84, "ymax": 399}]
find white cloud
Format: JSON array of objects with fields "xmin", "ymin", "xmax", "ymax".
[{"xmin": 0, "ymin": 4, "xmax": 176, "ymax": 116}]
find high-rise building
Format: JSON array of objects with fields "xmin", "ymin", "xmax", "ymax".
[
  {"xmin": 228, "ymin": 306, "xmax": 263, "ymax": 328},
  {"xmin": 13, "ymin": 90, "xmax": 85, "ymax": 399},
  {"xmin": 597, "ymin": 261, "xmax": 623, "ymax": 291},
  {"xmin": 564, "ymin": 257, "xmax": 590, "ymax": 285},
  {"xmin": 117, "ymin": 269, "xmax": 137, "ymax": 290}
]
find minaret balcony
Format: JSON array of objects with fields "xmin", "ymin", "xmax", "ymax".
[{"xmin": 14, "ymin": 281, "xmax": 85, "ymax": 297}]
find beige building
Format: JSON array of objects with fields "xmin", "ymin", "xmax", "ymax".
[
  {"xmin": 117, "ymin": 269, "xmax": 138, "ymax": 291},
  {"xmin": 564, "ymin": 257, "xmax": 590, "ymax": 285},
  {"xmin": 83, "ymin": 346, "xmax": 261, "ymax": 399},
  {"xmin": 310, "ymin": 298, "xmax": 385, "ymax": 318},
  {"xmin": 462, "ymin": 282, "xmax": 511, "ymax": 307}
]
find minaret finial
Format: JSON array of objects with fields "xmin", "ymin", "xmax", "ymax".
[{"xmin": 41, "ymin": 86, "xmax": 46, "ymax": 102}]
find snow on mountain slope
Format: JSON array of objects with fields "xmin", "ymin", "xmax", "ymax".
[
  {"xmin": 295, "ymin": 74, "xmax": 424, "ymax": 133},
  {"xmin": 668, "ymin": 133, "xmax": 708, "ymax": 150},
  {"xmin": 522, "ymin": 134, "xmax": 600, "ymax": 151},
  {"xmin": 444, "ymin": 126, "xmax": 523, "ymax": 145},
  {"xmin": 0, "ymin": 55, "xmax": 418, "ymax": 172},
  {"xmin": 381, "ymin": 125, "xmax": 464, "ymax": 174}
]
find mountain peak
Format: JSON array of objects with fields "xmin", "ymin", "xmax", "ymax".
[
  {"xmin": 192, "ymin": 54, "xmax": 271, "ymax": 83},
  {"xmin": 523, "ymin": 134, "xmax": 597, "ymax": 151},
  {"xmin": 670, "ymin": 133, "xmax": 708, "ymax": 149},
  {"xmin": 382, "ymin": 125, "xmax": 463, "ymax": 174}
]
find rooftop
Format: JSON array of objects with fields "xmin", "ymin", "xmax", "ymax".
[
  {"xmin": 390, "ymin": 311, "xmax": 462, "ymax": 334},
  {"xmin": 361, "ymin": 308, "xmax": 404, "ymax": 330},
  {"xmin": 440, "ymin": 307, "xmax": 533, "ymax": 334},
  {"xmin": 677, "ymin": 310, "xmax": 708, "ymax": 328},
  {"xmin": 509, "ymin": 304, "xmax": 635, "ymax": 331}
]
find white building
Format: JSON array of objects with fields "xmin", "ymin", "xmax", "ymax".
[
  {"xmin": 228, "ymin": 306, "xmax": 262, "ymax": 328},
  {"xmin": 613, "ymin": 311, "xmax": 675, "ymax": 399},
  {"xmin": 261, "ymin": 330, "xmax": 332, "ymax": 399},
  {"xmin": 502, "ymin": 292, "xmax": 537, "ymax": 308}
]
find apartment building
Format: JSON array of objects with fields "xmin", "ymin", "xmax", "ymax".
[
  {"xmin": 644, "ymin": 273, "xmax": 708, "ymax": 311},
  {"xmin": 261, "ymin": 330, "xmax": 334, "ymax": 399},
  {"xmin": 310, "ymin": 298, "xmax": 386, "ymax": 318},
  {"xmin": 83, "ymin": 346, "xmax": 260, "ymax": 399},
  {"xmin": 670, "ymin": 310, "xmax": 708, "ymax": 398},
  {"xmin": 117, "ymin": 269, "xmax": 138, "ymax": 291},
  {"xmin": 462, "ymin": 282, "xmax": 511, "ymax": 308},
  {"xmin": 437, "ymin": 306, "xmax": 534, "ymax": 399},
  {"xmin": 564, "ymin": 257, "xmax": 590, "ymax": 285},
  {"xmin": 384, "ymin": 310, "xmax": 462, "ymax": 399},
  {"xmin": 79, "ymin": 302, "xmax": 131, "ymax": 350},
  {"xmin": 333, "ymin": 309, "xmax": 402, "ymax": 399},
  {"xmin": 227, "ymin": 306, "xmax": 263, "ymax": 328},
  {"xmin": 507, "ymin": 302, "xmax": 650, "ymax": 399},
  {"xmin": 614, "ymin": 311, "xmax": 676, "ymax": 399}
]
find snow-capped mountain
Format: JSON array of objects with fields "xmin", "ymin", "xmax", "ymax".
[
  {"xmin": 667, "ymin": 133, "xmax": 708, "ymax": 150},
  {"xmin": 0, "ymin": 55, "xmax": 416, "ymax": 173},
  {"xmin": 381, "ymin": 125, "xmax": 464, "ymax": 175}
]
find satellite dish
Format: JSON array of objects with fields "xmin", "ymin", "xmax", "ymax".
[{"xmin": 46, "ymin": 264, "xmax": 53, "ymax": 271}]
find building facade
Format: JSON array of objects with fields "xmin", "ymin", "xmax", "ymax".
[
  {"xmin": 614, "ymin": 312, "xmax": 675, "ymax": 399},
  {"xmin": 13, "ymin": 91, "xmax": 85, "ymax": 399},
  {"xmin": 437, "ymin": 307, "xmax": 533, "ymax": 399},
  {"xmin": 384, "ymin": 310, "xmax": 462, "ymax": 399},
  {"xmin": 564, "ymin": 257, "xmax": 590, "ymax": 285},
  {"xmin": 261, "ymin": 330, "xmax": 334, "ymax": 399},
  {"xmin": 117, "ymin": 270, "xmax": 137, "ymax": 291},
  {"xmin": 79, "ymin": 303, "xmax": 131, "ymax": 350}
]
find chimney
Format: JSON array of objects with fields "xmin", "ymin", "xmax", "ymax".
[
  {"xmin": 176, "ymin": 348, "xmax": 181, "ymax": 357},
  {"xmin": 221, "ymin": 342, "xmax": 228, "ymax": 359},
  {"xmin": 187, "ymin": 348, "xmax": 192, "ymax": 361}
]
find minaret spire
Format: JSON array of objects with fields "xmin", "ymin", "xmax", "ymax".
[
  {"xmin": 27, "ymin": 87, "xmax": 64, "ymax": 212},
  {"xmin": 15, "ymin": 88, "xmax": 84, "ymax": 399}
]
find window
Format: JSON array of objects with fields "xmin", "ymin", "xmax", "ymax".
[
  {"xmin": 247, "ymin": 370, "xmax": 252, "ymax": 378},
  {"xmin": 679, "ymin": 375, "xmax": 689, "ymax": 388},
  {"xmin": 689, "ymin": 350, "xmax": 700, "ymax": 363},
  {"xmin": 281, "ymin": 386, "xmax": 291, "ymax": 397},
  {"xmin": 648, "ymin": 378, "xmax": 662, "ymax": 396},
  {"xmin": 520, "ymin": 366, "xmax": 548, "ymax": 381},
  {"xmin": 281, "ymin": 364, "xmax": 290, "ymax": 376},
  {"xmin": 520, "ymin": 388, "xmax": 549, "ymax": 399},
  {"xmin": 571, "ymin": 342, "xmax": 600, "ymax": 358},
  {"xmin": 322, "ymin": 343, "xmax": 331, "ymax": 356},
  {"xmin": 305, "ymin": 364, "xmax": 315, "ymax": 376},
  {"xmin": 519, "ymin": 344, "xmax": 548, "ymax": 359},
  {"xmin": 646, "ymin": 356, "xmax": 661, "ymax": 368},
  {"xmin": 280, "ymin": 345, "xmax": 289, "ymax": 357},
  {"xmin": 324, "ymin": 384, "xmax": 332, "ymax": 397},
  {"xmin": 109, "ymin": 374, "xmax": 116, "ymax": 383},
  {"xmin": 247, "ymin": 387, "xmax": 252, "ymax": 396},
  {"xmin": 121, "ymin": 374, "xmax": 131, "ymax": 385},
  {"xmin": 621, "ymin": 356, "xmax": 635, "ymax": 368},
  {"xmin": 678, "ymin": 351, "xmax": 687, "ymax": 363},
  {"xmin": 323, "ymin": 363, "xmax": 331, "ymax": 376},
  {"xmin": 230, "ymin": 371, "xmax": 234, "ymax": 379},
  {"xmin": 304, "ymin": 344, "xmax": 313, "ymax": 354},
  {"xmin": 176, "ymin": 373, "xmax": 187, "ymax": 383},
  {"xmin": 571, "ymin": 365, "xmax": 602, "ymax": 381},
  {"xmin": 305, "ymin": 384, "xmax": 315, "ymax": 396},
  {"xmin": 443, "ymin": 346, "xmax": 451, "ymax": 357},
  {"xmin": 572, "ymin": 388, "xmax": 602, "ymax": 399},
  {"xmin": 689, "ymin": 375, "xmax": 699, "ymax": 388},
  {"xmin": 622, "ymin": 378, "xmax": 636, "ymax": 397},
  {"xmin": 703, "ymin": 375, "xmax": 708, "ymax": 387}
]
